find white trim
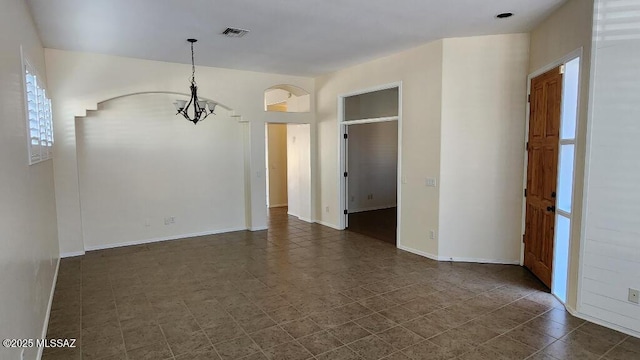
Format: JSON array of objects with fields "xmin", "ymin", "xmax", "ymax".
[
  {"xmin": 314, "ymin": 220, "xmax": 342, "ymax": 230},
  {"xmin": 565, "ymin": 304, "xmax": 640, "ymax": 339},
  {"xmin": 348, "ymin": 205, "xmax": 397, "ymax": 214},
  {"xmin": 337, "ymin": 81, "xmax": 403, "ymax": 248},
  {"xmin": 397, "ymin": 245, "xmax": 439, "ymax": 261},
  {"xmin": 60, "ymin": 250, "xmax": 85, "ymax": 258},
  {"xmin": 342, "ymin": 116, "xmax": 399, "ymax": 126},
  {"xmin": 37, "ymin": 257, "xmax": 60, "ymax": 360},
  {"xmin": 268, "ymin": 204, "xmax": 288, "ymax": 208},
  {"xmin": 250, "ymin": 226, "xmax": 268, "ymax": 231},
  {"xmin": 441, "ymin": 256, "xmax": 520, "ymax": 265},
  {"xmin": 84, "ymin": 227, "xmax": 248, "ymax": 251},
  {"xmin": 399, "ymin": 244, "xmax": 520, "ymax": 264},
  {"xmin": 297, "ymin": 216, "xmax": 313, "ymax": 223}
]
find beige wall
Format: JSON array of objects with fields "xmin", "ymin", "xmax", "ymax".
[
  {"xmin": 267, "ymin": 123, "xmax": 288, "ymax": 207},
  {"xmin": 45, "ymin": 49, "xmax": 314, "ymax": 255},
  {"xmin": 315, "ymin": 40, "xmax": 443, "ymax": 256},
  {"xmin": 0, "ymin": 1, "xmax": 60, "ymax": 359},
  {"xmin": 439, "ymin": 34, "xmax": 530, "ymax": 263},
  {"xmin": 76, "ymin": 93, "xmax": 246, "ymax": 250},
  {"xmin": 529, "ymin": 0, "xmax": 594, "ymax": 310}
]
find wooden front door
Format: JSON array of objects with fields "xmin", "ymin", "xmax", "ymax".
[{"xmin": 524, "ymin": 66, "xmax": 563, "ymax": 288}]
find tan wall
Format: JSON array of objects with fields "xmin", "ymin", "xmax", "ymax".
[
  {"xmin": 529, "ymin": 0, "xmax": 594, "ymax": 310},
  {"xmin": 439, "ymin": 34, "xmax": 530, "ymax": 263},
  {"xmin": 315, "ymin": 40, "xmax": 443, "ymax": 256},
  {"xmin": 267, "ymin": 123, "xmax": 288, "ymax": 207},
  {"xmin": 0, "ymin": 1, "xmax": 60, "ymax": 359}
]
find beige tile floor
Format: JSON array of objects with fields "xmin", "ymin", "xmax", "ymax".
[{"xmin": 44, "ymin": 208, "xmax": 639, "ymax": 360}]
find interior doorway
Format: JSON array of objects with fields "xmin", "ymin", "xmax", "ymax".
[
  {"xmin": 523, "ymin": 54, "xmax": 580, "ymax": 303},
  {"xmin": 265, "ymin": 123, "xmax": 312, "ymax": 222},
  {"xmin": 346, "ymin": 121, "xmax": 398, "ymax": 244},
  {"xmin": 339, "ymin": 84, "xmax": 401, "ymax": 245}
]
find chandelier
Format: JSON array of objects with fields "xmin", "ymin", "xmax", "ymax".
[{"xmin": 173, "ymin": 39, "xmax": 217, "ymax": 124}]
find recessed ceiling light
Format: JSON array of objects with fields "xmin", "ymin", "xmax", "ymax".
[{"xmin": 496, "ymin": 12, "xmax": 514, "ymax": 19}]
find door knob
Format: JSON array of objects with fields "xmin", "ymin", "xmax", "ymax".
[{"xmin": 547, "ymin": 206, "xmax": 556, "ymax": 213}]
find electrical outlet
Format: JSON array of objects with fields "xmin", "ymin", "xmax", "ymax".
[
  {"xmin": 170, "ymin": 216, "xmax": 175, "ymax": 224},
  {"xmin": 325, "ymin": 206, "xmax": 330, "ymax": 213},
  {"xmin": 629, "ymin": 288, "xmax": 639, "ymax": 304},
  {"xmin": 426, "ymin": 178, "xmax": 437, "ymax": 187},
  {"xmin": 429, "ymin": 230, "xmax": 436, "ymax": 240}
]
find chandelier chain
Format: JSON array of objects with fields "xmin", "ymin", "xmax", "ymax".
[{"xmin": 191, "ymin": 41, "xmax": 196, "ymax": 84}]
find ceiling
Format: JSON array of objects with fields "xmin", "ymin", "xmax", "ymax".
[{"xmin": 27, "ymin": 0, "xmax": 566, "ymax": 77}]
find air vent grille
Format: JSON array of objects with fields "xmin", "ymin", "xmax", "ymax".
[{"xmin": 222, "ymin": 27, "xmax": 250, "ymax": 38}]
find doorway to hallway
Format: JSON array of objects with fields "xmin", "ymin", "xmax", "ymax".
[{"xmin": 265, "ymin": 123, "xmax": 312, "ymax": 223}]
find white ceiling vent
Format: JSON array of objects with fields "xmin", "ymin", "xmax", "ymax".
[{"xmin": 222, "ymin": 27, "xmax": 250, "ymax": 38}]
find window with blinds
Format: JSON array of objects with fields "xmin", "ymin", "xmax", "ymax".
[{"xmin": 24, "ymin": 61, "xmax": 53, "ymax": 165}]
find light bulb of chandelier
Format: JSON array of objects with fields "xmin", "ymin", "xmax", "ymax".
[
  {"xmin": 197, "ymin": 100, "xmax": 207, "ymax": 110},
  {"xmin": 207, "ymin": 102, "xmax": 217, "ymax": 112},
  {"xmin": 173, "ymin": 100, "xmax": 187, "ymax": 111}
]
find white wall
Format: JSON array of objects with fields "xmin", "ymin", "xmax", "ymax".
[
  {"xmin": 315, "ymin": 40, "xmax": 443, "ymax": 256},
  {"xmin": 45, "ymin": 49, "xmax": 314, "ymax": 255},
  {"xmin": 439, "ymin": 34, "xmax": 530, "ymax": 263},
  {"xmin": 579, "ymin": 0, "xmax": 640, "ymax": 336},
  {"xmin": 267, "ymin": 123, "xmax": 288, "ymax": 207},
  {"xmin": 76, "ymin": 93, "xmax": 245, "ymax": 250},
  {"xmin": 0, "ymin": 1, "xmax": 60, "ymax": 359},
  {"xmin": 287, "ymin": 124, "xmax": 312, "ymax": 222},
  {"xmin": 347, "ymin": 121, "xmax": 398, "ymax": 213},
  {"xmin": 529, "ymin": 0, "xmax": 594, "ymax": 310}
]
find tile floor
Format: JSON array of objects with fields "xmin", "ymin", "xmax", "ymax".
[{"xmin": 44, "ymin": 208, "xmax": 639, "ymax": 360}]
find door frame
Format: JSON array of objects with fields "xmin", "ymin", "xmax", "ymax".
[
  {"xmin": 337, "ymin": 81, "xmax": 403, "ymax": 246},
  {"xmin": 520, "ymin": 48, "xmax": 583, "ymax": 297}
]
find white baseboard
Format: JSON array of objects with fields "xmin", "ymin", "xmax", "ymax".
[
  {"xmin": 565, "ymin": 305, "xmax": 640, "ymax": 339},
  {"xmin": 37, "ymin": 257, "xmax": 60, "ymax": 360},
  {"xmin": 268, "ymin": 204, "xmax": 288, "ymax": 208},
  {"xmin": 250, "ymin": 226, "xmax": 268, "ymax": 231},
  {"xmin": 298, "ymin": 217, "xmax": 313, "ymax": 223},
  {"xmin": 314, "ymin": 220, "xmax": 342, "ymax": 230},
  {"xmin": 60, "ymin": 250, "xmax": 85, "ymax": 258},
  {"xmin": 84, "ymin": 227, "xmax": 247, "ymax": 251},
  {"xmin": 349, "ymin": 205, "xmax": 397, "ymax": 214},
  {"xmin": 397, "ymin": 244, "xmax": 439, "ymax": 261},
  {"xmin": 397, "ymin": 244, "xmax": 519, "ymax": 265},
  {"xmin": 439, "ymin": 256, "xmax": 520, "ymax": 265}
]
